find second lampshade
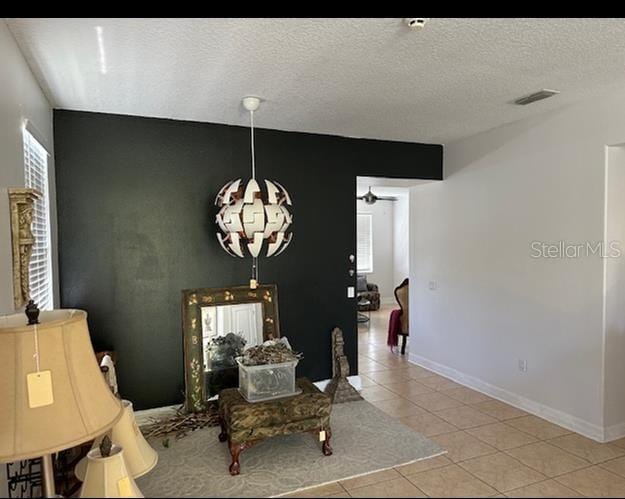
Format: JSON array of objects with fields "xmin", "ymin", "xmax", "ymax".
[{"xmin": 75, "ymin": 399, "xmax": 158, "ymax": 481}]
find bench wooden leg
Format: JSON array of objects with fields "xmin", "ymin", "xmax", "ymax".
[
  {"xmin": 218, "ymin": 416, "xmax": 228, "ymax": 443},
  {"xmin": 322, "ymin": 429, "xmax": 333, "ymax": 456},
  {"xmin": 228, "ymin": 440, "xmax": 258, "ymax": 475},
  {"xmin": 229, "ymin": 442, "xmax": 243, "ymax": 475},
  {"xmin": 400, "ymin": 335, "xmax": 407, "ymax": 355}
]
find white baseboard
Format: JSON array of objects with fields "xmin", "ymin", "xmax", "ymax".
[
  {"xmin": 605, "ymin": 421, "xmax": 625, "ymax": 442},
  {"xmin": 314, "ymin": 375, "xmax": 362, "ymax": 392},
  {"xmin": 409, "ymin": 353, "xmax": 614, "ymax": 443}
]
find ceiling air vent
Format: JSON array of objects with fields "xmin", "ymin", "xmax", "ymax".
[{"xmin": 514, "ymin": 89, "xmax": 560, "ymax": 105}]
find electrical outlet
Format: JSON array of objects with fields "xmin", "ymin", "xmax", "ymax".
[
  {"xmin": 518, "ymin": 359, "xmax": 528, "ymax": 372},
  {"xmin": 347, "ymin": 286, "xmax": 355, "ymax": 298},
  {"xmin": 428, "ymin": 281, "xmax": 437, "ymax": 291}
]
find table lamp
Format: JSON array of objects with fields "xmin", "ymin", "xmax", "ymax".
[
  {"xmin": 74, "ymin": 399, "xmax": 158, "ymax": 480},
  {"xmin": 0, "ymin": 305, "xmax": 124, "ymax": 497},
  {"xmin": 79, "ymin": 442, "xmax": 143, "ymax": 498}
]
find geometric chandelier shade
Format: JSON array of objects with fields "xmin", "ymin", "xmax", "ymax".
[
  {"xmin": 214, "ymin": 96, "xmax": 293, "ymax": 271},
  {"xmin": 215, "ymin": 177, "xmax": 293, "ymax": 258}
]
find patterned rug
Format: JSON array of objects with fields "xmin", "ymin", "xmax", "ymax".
[{"xmin": 136, "ymin": 400, "xmax": 444, "ymax": 498}]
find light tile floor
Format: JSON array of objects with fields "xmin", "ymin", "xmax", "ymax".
[{"xmin": 285, "ymin": 306, "xmax": 625, "ymax": 498}]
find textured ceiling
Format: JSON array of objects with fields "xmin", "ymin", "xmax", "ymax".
[{"xmin": 6, "ymin": 18, "xmax": 625, "ymax": 144}]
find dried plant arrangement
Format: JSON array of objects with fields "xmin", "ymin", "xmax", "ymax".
[
  {"xmin": 142, "ymin": 401, "xmax": 220, "ymax": 446},
  {"xmin": 239, "ymin": 338, "xmax": 302, "ymax": 366}
]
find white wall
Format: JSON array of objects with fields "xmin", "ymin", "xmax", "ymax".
[
  {"xmin": 357, "ymin": 199, "xmax": 395, "ymax": 303},
  {"xmin": 604, "ymin": 145, "xmax": 625, "ymax": 432},
  {"xmin": 0, "ymin": 20, "xmax": 56, "ymax": 315},
  {"xmin": 409, "ymin": 88, "xmax": 625, "ymax": 441},
  {"xmin": 0, "ymin": 20, "xmax": 55, "ymax": 497}
]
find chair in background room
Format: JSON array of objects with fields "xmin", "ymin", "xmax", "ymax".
[
  {"xmin": 356, "ymin": 274, "xmax": 380, "ymax": 311},
  {"xmin": 387, "ymin": 278, "xmax": 409, "ymax": 354}
]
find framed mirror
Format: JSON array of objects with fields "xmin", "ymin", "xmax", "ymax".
[{"xmin": 182, "ymin": 284, "xmax": 280, "ymax": 411}]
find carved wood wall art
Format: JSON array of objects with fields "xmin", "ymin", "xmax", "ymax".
[
  {"xmin": 324, "ymin": 327, "xmax": 363, "ymax": 404},
  {"xmin": 8, "ymin": 188, "xmax": 41, "ymax": 309}
]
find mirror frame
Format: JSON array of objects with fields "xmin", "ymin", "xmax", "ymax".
[{"xmin": 181, "ymin": 284, "xmax": 280, "ymax": 412}]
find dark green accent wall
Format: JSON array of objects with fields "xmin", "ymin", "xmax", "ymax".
[{"xmin": 54, "ymin": 110, "xmax": 442, "ymax": 410}]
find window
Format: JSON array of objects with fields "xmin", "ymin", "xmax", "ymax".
[
  {"xmin": 23, "ymin": 129, "xmax": 53, "ymax": 310},
  {"xmin": 357, "ymin": 213, "xmax": 373, "ymax": 273}
]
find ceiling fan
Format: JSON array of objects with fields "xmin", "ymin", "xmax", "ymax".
[{"xmin": 356, "ymin": 186, "xmax": 398, "ymax": 205}]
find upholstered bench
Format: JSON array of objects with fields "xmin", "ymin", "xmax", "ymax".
[{"xmin": 218, "ymin": 377, "xmax": 333, "ymax": 475}]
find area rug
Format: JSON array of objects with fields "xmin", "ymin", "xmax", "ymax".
[{"xmin": 136, "ymin": 400, "xmax": 444, "ymax": 498}]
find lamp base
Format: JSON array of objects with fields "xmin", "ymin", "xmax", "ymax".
[{"xmin": 42, "ymin": 454, "xmax": 58, "ymax": 498}]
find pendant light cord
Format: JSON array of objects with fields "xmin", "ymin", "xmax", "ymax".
[
  {"xmin": 250, "ymin": 109, "xmax": 256, "ymax": 180},
  {"xmin": 250, "ymin": 107, "xmax": 257, "ymax": 285},
  {"xmin": 252, "ymin": 256, "xmax": 258, "ymax": 283}
]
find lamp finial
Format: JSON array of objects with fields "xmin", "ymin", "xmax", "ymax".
[{"xmin": 25, "ymin": 299, "xmax": 40, "ymax": 325}]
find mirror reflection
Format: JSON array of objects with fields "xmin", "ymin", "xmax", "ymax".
[{"xmin": 200, "ymin": 302, "xmax": 264, "ymax": 397}]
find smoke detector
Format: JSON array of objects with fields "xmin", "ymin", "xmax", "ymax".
[{"xmin": 404, "ymin": 18, "xmax": 429, "ymax": 30}]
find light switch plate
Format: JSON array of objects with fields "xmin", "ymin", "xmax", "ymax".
[
  {"xmin": 347, "ymin": 286, "xmax": 355, "ymax": 298},
  {"xmin": 429, "ymin": 281, "xmax": 437, "ymax": 290}
]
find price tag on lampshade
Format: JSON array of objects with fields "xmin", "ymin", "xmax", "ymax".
[
  {"xmin": 26, "ymin": 316, "xmax": 54, "ymax": 408},
  {"xmin": 117, "ymin": 476, "xmax": 133, "ymax": 497},
  {"xmin": 27, "ymin": 370, "xmax": 54, "ymax": 408}
]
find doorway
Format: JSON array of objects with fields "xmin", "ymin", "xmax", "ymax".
[{"xmin": 355, "ymin": 176, "xmax": 412, "ymax": 356}]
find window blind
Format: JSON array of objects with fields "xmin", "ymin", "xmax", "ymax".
[
  {"xmin": 23, "ymin": 129, "xmax": 53, "ymax": 310},
  {"xmin": 357, "ymin": 213, "xmax": 373, "ymax": 273}
]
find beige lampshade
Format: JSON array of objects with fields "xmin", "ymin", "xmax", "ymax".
[
  {"xmin": 79, "ymin": 445, "xmax": 143, "ymax": 498},
  {"xmin": 0, "ymin": 309, "xmax": 123, "ymax": 462},
  {"xmin": 75, "ymin": 399, "xmax": 158, "ymax": 480}
]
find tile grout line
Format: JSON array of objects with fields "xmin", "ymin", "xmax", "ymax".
[{"xmin": 403, "ymin": 462, "xmax": 500, "ymax": 497}]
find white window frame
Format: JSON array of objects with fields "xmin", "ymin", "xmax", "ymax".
[
  {"xmin": 357, "ymin": 213, "xmax": 373, "ymax": 274},
  {"xmin": 23, "ymin": 128, "xmax": 54, "ymax": 311}
]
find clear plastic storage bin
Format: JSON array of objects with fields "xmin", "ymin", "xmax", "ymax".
[{"xmin": 237, "ymin": 358, "xmax": 301, "ymax": 403}]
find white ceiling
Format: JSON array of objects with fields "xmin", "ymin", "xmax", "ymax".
[{"xmin": 7, "ymin": 18, "xmax": 625, "ymax": 144}]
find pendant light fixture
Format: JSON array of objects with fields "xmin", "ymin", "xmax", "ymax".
[{"xmin": 215, "ymin": 97, "xmax": 293, "ymax": 287}]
